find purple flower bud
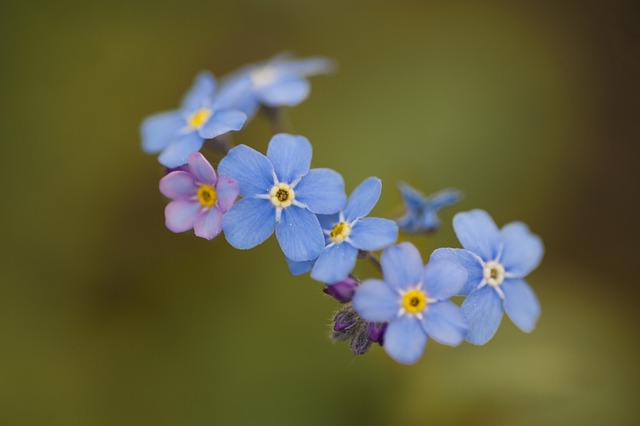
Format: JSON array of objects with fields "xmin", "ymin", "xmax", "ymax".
[
  {"xmin": 323, "ymin": 277, "xmax": 358, "ymax": 303},
  {"xmin": 333, "ymin": 308, "xmax": 357, "ymax": 332},
  {"xmin": 367, "ymin": 322, "xmax": 387, "ymax": 345},
  {"xmin": 350, "ymin": 331, "xmax": 372, "ymax": 355}
]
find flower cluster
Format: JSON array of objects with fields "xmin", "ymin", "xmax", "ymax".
[{"xmin": 140, "ymin": 53, "xmax": 544, "ymax": 365}]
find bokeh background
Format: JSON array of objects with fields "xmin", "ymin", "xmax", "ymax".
[{"xmin": 1, "ymin": 0, "xmax": 639, "ymax": 425}]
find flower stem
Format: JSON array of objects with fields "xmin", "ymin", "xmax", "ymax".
[
  {"xmin": 359, "ymin": 250, "xmax": 382, "ymax": 272},
  {"xmin": 261, "ymin": 106, "xmax": 291, "ymax": 134}
]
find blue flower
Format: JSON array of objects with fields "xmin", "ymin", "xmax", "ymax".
[
  {"xmin": 286, "ymin": 177, "xmax": 398, "ymax": 283},
  {"xmin": 352, "ymin": 243, "xmax": 468, "ymax": 364},
  {"xmin": 218, "ymin": 133, "xmax": 346, "ymax": 261},
  {"xmin": 431, "ymin": 209, "xmax": 544, "ymax": 345},
  {"xmin": 141, "ymin": 71, "xmax": 248, "ymax": 168},
  {"xmin": 218, "ymin": 53, "xmax": 335, "ymax": 119},
  {"xmin": 396, "ymin": 182, "xmax": 462, "ymax": 234}
]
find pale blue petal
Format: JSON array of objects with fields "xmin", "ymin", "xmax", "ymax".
[
  {"xmin": 218, "ymin": 145, "xmax": 275, "ymax": 197},
  {"xmin": 198, "ymin": 109, "xmax": 247, "ymax": 139},
  {"xmin": 349, "ymin": 218, "xmax": 398, "ymax": 251},
  {"xmin": 276, "ymin": 207, "xmax": 324, "ymax": 261},
  {"xmin": 181, "ymin": 71, "xmax": 216, "ymax": 110},
  {"xmin": 266, "ymin": 134, "xmax": 312, "ymax": 183},
  {"xmin": 422, "ymin": 301, "xmax": 468, "ymax": 346},
  {"xmin": 422, "ymin": 258, "xmax": 468, "ymax": 301},
  {"xmin": 384, "ymin": 315, "xmax": 427, "ymax": 365},
  {"xmin": 285, "ymin": 257, "xmax": 315, "ymax": 276},
  {"xmin": 222, "ymin": 197, "xmax": 275, "ymax": 249},
  {"xmin": 453, "ymin": 209, "xmax": 501, "ymax": 261},
  {"xmin": 158, "ymin": 132, "xmax": 205, "ymax": 168},
  {"xmin": 310, "ymin": 243, "xmax": 358, "ymax": 284},
  {"xmin": 502, "ymin": 278, "xmax": 540, "ymax": 333},
  {"xmin": 257, "ymin": 77, "xmax": 310, "ymax": 106},
  {"xmin": 294, "ymin": 168, "xmax": 346, "ymax": 214},
  {"xmin": 429, "ymin": 248, "xmax": 484, "ymax": 295},
  {"xmin": 140, "ymin": 111, "xmax": 184, "ymax": 153},
  {"xmin": 187, "ymin": 152, "xmax": 216, "ymax": 184},
  {"xmin": 352, "ymin": 279, "xmax": 399, "ymax": 322},
  {"xmin": 500, "ymin": 222, "xmax": 544, "ymax": 277},
  {"xmin": 343, "ymin": 177, "xmax": 382, "ymax": 222},
  {"xmin": 193, "ymin": 207, "xmax": 223, "ymax": 240},
  {"xmin": 398, "ymin": 181, "xmax": 426, "ymax": 211},
  {"xmin": 380, "ymin": 243, "xmax": 424, "ymax": 290},
  {"xmin": 420, "ymin": 210, "xmax": 441, "ymax": 231},
  {"xmin": 164, "ymin": 200, "xmax": 202, "ymax": 233},
  {"xmin": 461, "ymin": 286, "xmax": 503, "ymax": 345},
  {"xmin": 317, "ymin": 213, "xmax": 339, "ymax": 232},
  {"xmin": 429, "ymin": 189, "xmax": 462, "ymax": 209},
  {"xmin": 159, "ymin": 171, "xmax": 197, "ymax": 199},
  {"xmin": 213, "ymin": 74, "xmax": 253, "ymax": 109},
  {"xmin": 214, "ymin": 176, "xmax": 239, "ymax": 212},
  {"xmin": 277, "ymin": 57, "xmax": 336, "ymax": 76}
]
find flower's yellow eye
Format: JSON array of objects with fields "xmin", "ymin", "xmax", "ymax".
[
  {"xmin": 188, "ymin": 108, "xmax": 212, "ymax": 129},
  {"xmin": 270, "ymin": 183, "xmax": 295, "ymax": 208},
  {"xmin": 330, "ymin": 222, "xmax": 351, "ymax": 243},
  {"xmin": 402, "ymin": 289, "xmax": 427, "ymax": 314},
  {"xmin": 197, "ymin": 184, "xmax": 217, "ymax": 208}
]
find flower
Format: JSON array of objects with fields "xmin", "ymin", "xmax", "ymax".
[
  {"xmin": 141, "ymin": 71, "xmax": 248, "ymax": 168},
  {"xmin": 323, "ymin": 277, "xmax": 358, "ymax": 304},
  {"xmin": 352, "ymin": 243, "xmax": 468, "ymax": 364},
  {"xmin": 396, "ymin": 182, "xmax": 462, "ymax": 234},
  {"xmin": 431, "ymin": 209, "xmax": 544, "ymax": 345},
  {"xmin": 218, "ymin": 133, "xmax": 346, "ymax": 261},
  {"xmin": 159, "ymin": 152, "xmax": 239, "ymax": 240},
  {"xmin": 286, "ymin": 177, "xmax": 398, "ymax": 283}
]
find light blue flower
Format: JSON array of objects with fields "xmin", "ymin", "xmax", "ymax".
[
  {"xmin": 432, "ymin": 209, "xmax": 544, "ymax": 345},
  {"xmin": 352, "ymin": 243, "xmax": 468, "ymax": 364},
  {"xmin": 286, "ymin": 177, "xmax": 398, "ymax": 283},
  {"xmin": 218, "ymin": 133, "xmax": 346, "ymax": 261},
  {"xmin": 141, "ymin": 71, "xmax": 248, "ymax": 168},
  {"xmin": 396, "ymin": 182, "xmax": 462, "ymax": 234}
]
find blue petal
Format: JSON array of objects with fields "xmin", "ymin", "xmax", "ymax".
[
  {"xmin": 429, "ymin": 248, "xmax": 484, "ymax": 295},
  {"xmin": 198, "ymin": 109, "xmax": 247, "ymax": 139},
  {"xmin": 453, "ymin": 210, "xmax": 501, "ymax": 261},
  {"xmin": 218, "ymin": 145, "xmax": 275, "ymax": 197},
  {"xmin": 213, "ymin": 74, "xmax": 253, "ymax": 109},
  {"xmin": 140, "ymin": 111, "xmax": 184, "ymax": 153},
  {"xmin": 317, "ymin": 213, "xmax": 340, "ymax": 232},
  {"xmin": 343, "ymin": 177, "xmax": 382, "ymax": 222},
  {"xmin": 294, "ymin": 168, "xmax": 346, "ymax": 214},
  {"xmin": 276, "ymin": 57, "xmax": 336, "ymax": 76},
  {"xmin": 502, "ymin": 278, "xmax": 540, "ymax": 333},
  {"xmin": 266, "ymin": 134, "xmax": 312, "ymax": 184},
  {"xmin": 500, "ymin": 222, "xmax": 544, "ymax": 278},
  {"xmin": 285, "ymin": 257, "xmax": 315, "ymax": 276},
  {"xmin": 348, "ymin": 218, "xmax": 398, "ymax": 251},
  {"xmin": 422, "ymin": 300, "xmax": 468, "ymax": 346},
  {"xmin": 222, "ymin": 197, "xmax": 275, "ymax": 249},
  {"xmin": 257, "ymin": 77, "xmax": 310, "ymax": 106},
  {"xmin": 398, "ymin": 181, "xmax": 427, "ymax": 211},
  {"xmin": 383, "ymin": 315, "xmax": 427, "ymax": 365},
  {"xmin": 158, "ymin": 132, "xmax": 204, "ymax": 168},
  {"xmin": 352, "ymin": 279, "xmax": 399, "ymax": 322},
  {"xmin": 422, "ymin": 258, "xmax": 468, "ymax": 300},
  {"xmin": 275, "ymin": 207, "xmax": 324, "ymax": 261},
  {"xmin": 181, "ymin": 71, "xmax": 216, "ymax": 110},
  {"xmin": 380, "ymin": 243, "xmax": 424, "ymax": 290},
  {"xmin": 310, "ymin": 243, "xmax": 358, "ymax": 284},
  {"xmin": 429, "ymin": 189, "xmax": 462, "ymax": 209},
  {"xmin": 461, "ymin": 286, "xmax": 503, "ymax": 345}
]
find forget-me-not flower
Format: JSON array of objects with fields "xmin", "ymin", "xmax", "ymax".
[
  {"xmin": 352, "ymin": 243, "xmax": 468, "ymax": 364},
  {"xmin": 431, "ymin": 209, "xmax": 543, "ymax": 345},
  {"xmin": 141, "ymin": 71, "xmax": 248, "ymax": 168},
  {"xmin": 160, "ymin": 152, "xmax": 239, "ymax": 240},
  {"xmin": 218, "ymin": 133, "xmax": 346, "ymax": 261},
  {"xmin": 286, "ymin": 177, "xmax": 398, "ymax": 283},
  {"xmin": 396, "ymin": 182, "xmax": 462, "ymax": 234}
]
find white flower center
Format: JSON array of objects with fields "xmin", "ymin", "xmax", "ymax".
[
  {"xmin": 250, "ymin": 65, "xmax": 278, "ymax": 88},
  {"xmin": 270, "ymin": 183, "xmax": 295, "ymax": 208},
  {"xmin": 483, "ymin": 261, "xmax": 505, "ymax": 287}
]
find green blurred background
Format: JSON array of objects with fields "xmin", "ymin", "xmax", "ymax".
[{"xmin": 1, "ymin": 0, "xmax": 639, "ymax": 424}]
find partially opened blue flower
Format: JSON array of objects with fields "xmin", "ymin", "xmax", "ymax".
[
  {"xmin": 431, "ymin": 209, "xmax": 544, "ymax": 345},
  {"xmin": 218, "ymin": 133, "xmax": 346, "ymax": 261},
  {"xmin": 141, "ymin": 71, "xmax": 248, "ymax": 168},
  {"xmin": 352, "ymin": 243, "xmax": 468, "ymax": 364},
  {"xmin": 396, "ymin": 182, "xmax": 462, "ymax": 234},
  {"xmin": 286, "ymin": 177, "xmax": 398, "ymax": 283}
]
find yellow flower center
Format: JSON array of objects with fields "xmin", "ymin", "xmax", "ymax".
[
  {"xmin": 330, "ymin": 221, "xmax": 351, "ymax": 243},
  {"xmin": 188, "ymin": 107, "xmax": 212, "ymax": 129},
  {"xmin": 270, "ymin": 183, "xmax": 295, "ymax": 208},
  {"xmin": 483, "ymin": 261, "xmax": 505, "ymax": 287},
  {"xmin": 197, "ymin": 184, "xmax": 217, "ymax": 208},
  {"xmin": 402, "ymin": 289, "xmax": 427, "ymax": 314}
]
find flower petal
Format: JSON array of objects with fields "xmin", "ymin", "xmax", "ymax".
[
  {"xmin": 213, "ymin": 74, "xmax": 253, "ymax": 109},
  {"xmin": 266, "ymin": 134, "xmax": 312, "ymax": 183},
  {"xmin": 165, "ymin": 200, "xmax": 202, "ymax": 233},
  {"xmin": 422, "ymin": 300, "xmax": 468, "ymax": 346},
  {"xmin": 193, "ymin": 207, "xmax": 223, "ymax": 240},
  {"xmin": 352, "ymin": 279, "xmax": 399, "ymax": 322},
  {"xmin": 218, "ymin": 145, "xmax": 275, "ymax": 197},
  {"xmin": 140, "ymin": 110, "xmax": 184, "ymax": 154},
  {"xmin": 158, "ymin": 132, "xmax": 204, "ymax": 168},
  {"xmin": 198, "ymin": 109, "xmax": 247, "ymax": 139},
  {"xmin": 500, "ymin": 222, "xmax": 544, "ymax": 277},
  {"xmin": 275, "ymin": 207, "xmax": 324, "ymax": 261},
  {"xmin": 159, "ymin": 171, "xmax": 197, "ymax": 200},
  {"xmin": 502, "ymin": 278, "xmax": 541, "ymax": 333},
  {"xmin": 187, "ymin": 152, "xmax": 216, "ymax": 184},
  {"xmin": 349, "ymin": 218, "xmax": 398, "ymax": 251},
  {"xmin": 257, "ymin": 77, "xmax": 310, "ymax": 106},
  {"xmin": 453, "ymin": 209, "xmax": 501, "ymax": 261},
  {"xmin": 422, "ymin": 258, "xmax": 468, "ymax": 301},
  {"xmin": 181, "ymin": 71, "xmax": 216, "ymax": 110},
  {"xmin": 429, "ymin": 189, "xmax": 462, "ymax": 209},
  {"xmin": 380, "ymin": 243, "xmax": 424, "ymax": 290},
  {"xmin": 461, "ymin": 286, "xmax": 504, "ymax": 345},
  {"xmin": 285, "ymin": 257, "xmax": 315, "ymax": 276},
  {"xmin": 214, "ymin": 176, "xmax": 239, "ymax": 212},
  {"xmin": 429, "ymin": 248, "xmax": 484, "ymax": 295},
  {"xmin": 294, "ymin": 168, "xmax": 346, "ymax": 214},
  {"xmin": 276, "ymin": 56, "xmax": 336, "ymax": 76},
  {"xmin": 222, "ymin": 197, "xmax": 275, "ymax": 249},
  {"xmin": 343, "ymin": 177, "xmax": 382, "ymax": 222},
  {"xmin": 384, "ymin": 315, "xmax": 427, "ymax": 365},
  {"xmin": 310, "ymin": 243, "xmax": 358, "ymax": 284}
]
